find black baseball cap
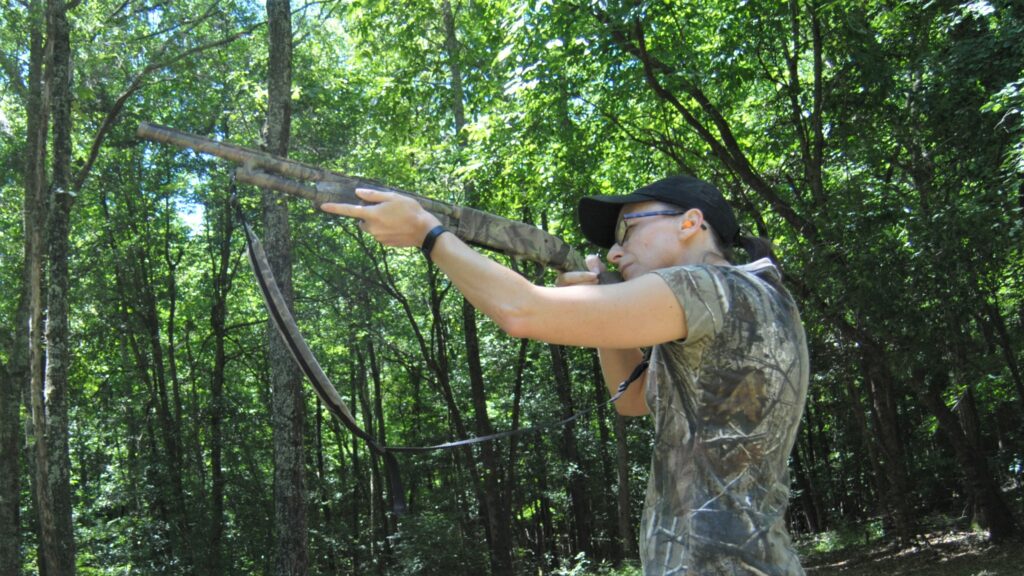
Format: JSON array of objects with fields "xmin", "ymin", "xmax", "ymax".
[{"xmin": 578, "ymin": 175, "xmax": 740, "ymax": 249}]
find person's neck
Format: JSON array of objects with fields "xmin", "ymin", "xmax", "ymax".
[
  {"xmin": 701, "ymin": 251, "xmax": 730, "ymax": 266},
  {"xmin": 675, "ymin": 249, "xmax": 728, "ymax": 267}
]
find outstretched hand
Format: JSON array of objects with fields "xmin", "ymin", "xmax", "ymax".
[{"xmin": 320, "ymin": 188, "xmax": 442, "ymax": 248}]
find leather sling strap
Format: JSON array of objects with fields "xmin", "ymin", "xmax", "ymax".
[{"xmin": 237, "ymin": 204, "xmax": 647, "ymax": 516}]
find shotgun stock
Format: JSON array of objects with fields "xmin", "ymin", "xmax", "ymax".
[{"xmin": 137, "ymin": 122, "xmax": 620, "ymax": 281}]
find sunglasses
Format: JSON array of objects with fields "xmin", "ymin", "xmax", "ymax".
[{"xmin": 614, "ymin": 210, "xmax": 685, "ymax": 245}]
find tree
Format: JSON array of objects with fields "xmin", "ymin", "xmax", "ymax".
[{"xmin": 262, "ymin": 0, "xmax": 309, "ymax": 574}]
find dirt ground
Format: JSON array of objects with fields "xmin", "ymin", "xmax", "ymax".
[{"xmin": 802, "ymin": 530, "xmax": 1024, "ymax": 575}]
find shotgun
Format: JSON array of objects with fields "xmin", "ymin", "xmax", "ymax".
[{"xmin": 137, "ymin": 122, "xmax": 609, "ymax": 277}]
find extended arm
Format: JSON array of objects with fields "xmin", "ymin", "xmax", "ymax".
[{"xmin": 322, "ymin": 188, "xmax": 686, "ymax": 349}]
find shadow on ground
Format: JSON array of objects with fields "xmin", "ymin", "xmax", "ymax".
[{"xmin": 803, "ymin": 530, "xmax": 1023, "ymax": 575}]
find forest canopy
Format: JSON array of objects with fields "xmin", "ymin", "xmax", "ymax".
[{"xmin": 1, "ymin": 0, "xmax": 1022, "ymax": 574}]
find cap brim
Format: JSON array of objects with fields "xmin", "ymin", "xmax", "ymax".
[{"xmin": 577, "ymin": 193, "xmax": 651, "ymax": 249}]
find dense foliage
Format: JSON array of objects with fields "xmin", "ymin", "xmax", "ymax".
[{"xmin": 1, "ymin": 0, "xmax": 1022, "ymax": 574}]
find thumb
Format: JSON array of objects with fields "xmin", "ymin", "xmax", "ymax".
[{"xmin": 585, "ymin": 254, "xmax": 607, "ymax": 274}]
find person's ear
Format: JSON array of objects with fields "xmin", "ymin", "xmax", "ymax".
[{"xmin": 680, "ymin": 208, "xmax": 704, "ymax": 233}]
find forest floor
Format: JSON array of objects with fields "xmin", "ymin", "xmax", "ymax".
[{"xmin": 801, "ymin": 528, "xmax": 1024, "ymax": 575}]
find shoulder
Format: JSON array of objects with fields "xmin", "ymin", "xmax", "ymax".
[
  {"xmin": 653, "ymin": 259, "xmax": 788, "ymax": 302},
  {"xmin": 650, "ymin": 259, "xmax": 795, "ymax": 339}
]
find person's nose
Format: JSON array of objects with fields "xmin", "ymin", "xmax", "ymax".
[{"xmin": 607, "ymin": 243, "xmax": 624, "ymax": 264}]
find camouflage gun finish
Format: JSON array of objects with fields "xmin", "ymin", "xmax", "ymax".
[{"xmin": 137, "ymin": 122, "xmax": 608, "ymax": 277}]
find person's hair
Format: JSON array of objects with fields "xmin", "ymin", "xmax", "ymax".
[
  {"xmin": 709, "ymin": 227, "xmax": 775, "ymax": 264},
  {"xmin": 734, "ymin": 234, "xmax": 775, "ymax": 263}
]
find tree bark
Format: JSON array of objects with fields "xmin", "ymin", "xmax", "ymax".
[
  {"xmin": 355, "ymin": 350, "xmax": 386, "ymax": 575},
  {"xmin": 207, "ymin": 183, "xmax": 235, "ymax": 575},
  {"xmin": 3, "ymin": 4, "xmax": 47, "ymax": 572},
  {"xmin": 39, "ymin": 0, "xmax": 76, "ymax": 572},
  {"xmin": 613, "ymin": 412, "xmax": 635, "ymax": 559},
  {"xmin": 548, "ymin": 344, "xmax": 592, "ymax": 557},
  {"xmin": 978, "ymin": 299, "xmax": 1024, "ymax": 412},
  {"xmin": 590, "ymin": 352, "xmax": 620, "ymax": 562},
  {"xmin": 0, "ymin": 313, "xmax": 27, "ymax": 576},
  {"xmin": 441, "ymin": 1, "xmax": 515, "ymax": 570},
  {"xmin": 362, "ymin": 341, "xmax": 394, "ymax": 554},
  {"xmin": 262, "ymin": 1, "xmax": 307, "ymax": 574},
  {"xmin": 859, "ymin": 349, "xmax": 916, "ymax": 544},
  {"xmin": 914, "ymin": 368, "xmax": 1017, "ymax": 541},
  {"xmin": 793, "ymin": 401, "xmax": 828, "ymax": 532}
]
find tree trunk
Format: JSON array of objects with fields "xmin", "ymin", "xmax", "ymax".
[
  {"xmin": 3, "ymin": 4, "xmax": 47, "ymax": 571},
  {"xmin": 792, "ymin": 403, "xmax": 827, "ymax": 533},
  {"xmin": 343, "ymin": 368, "xmax": 364, "ymax": 573},
  {"xmin": 590, "ymin": 352, "xmax": 620, "ymax": 562},
  {"xmin": 978, "ymin": 299, "xmax": 1024, "ymax": 413},
  {"xmin": 915, "ymin": 368, "xmax": 1017, "ymax": 541},
  {"xmin": 139, "ymin": 212, "xmax": 192, "ymax": 568},
  {"xmin": 530, "ymin": 433, "xmax": 556, "ymax": 568},
  {"xmin": 262, "ymin": 1, "xmax": 307, "ymax": 574},
  {"xmin": 439, "ymin": 4, "xmax": 516, "ymax": 569},
  {"xmin": 506, "ymin": 338, "xmax": 530, "ymax": 557},
  {"xmin": 351, "ymin": 348, "xmax": 388, "ymax": 575},
  {"xmin": 860, "ymin": 350, "xmax": 917, "ymax": 544},
  {"xmin": 463, "ymin": 298, "xmax": 514, "ymax": 575},
  {"xmin": 791, "ymin": 443, "xmax": 821, "ymax": 533},
  {"xmin": 548, "ymin": 344, "xmax": 592, "ymax": 557},
  {"xmin": 313, "ymin": 400, "xmax": 340, "ymax": 573},
  {"xmin": 0, "ymin": 310, "xmax": 26, "ymax": 576},
  {"xmin": 613, "ymin": 412, "xmax": 635, "ymax": 559},
  {"xmin": 207, "ymin": 184, "xmax": 235, "ymax": 575},
  {"xmin": 361, "ymin": 341, "xmax": 393, "ymax": 557},
  {"xmin": 39, "ymin": 0, "xmax": 76, "ymax": 572}
]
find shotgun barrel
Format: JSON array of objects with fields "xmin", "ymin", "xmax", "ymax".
[{"xmin": 137, "ymin": 122, "xmax": 601, "ymax": 275}]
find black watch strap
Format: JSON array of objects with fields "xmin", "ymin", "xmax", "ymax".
[{"xmin": 420, "ymin": 225, "xmax": 449, "ymax": 262}]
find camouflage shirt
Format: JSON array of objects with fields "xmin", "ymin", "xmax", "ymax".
[{"xmin": 640, "ymin": 259, "xmax": 809, "ymax": 575}]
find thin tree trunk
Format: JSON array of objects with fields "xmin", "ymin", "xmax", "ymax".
[
  {"xmin": 979, "ymin": 300, "xmax": 1024, "ymax": 412},
  {"xmin": 0, "ymin": 308, "xmax": 27, "ymax": 576},
  {"xmin": 355, "ymin": 350, "xmax": 386, "ymax": 576},
  {"xmin": 791, "ymin": 443, "xmax": 822, "ymax": 533},
  {"xmin": 40, "ymin": 0, "xmax": 76, "ymax": 571},
  {"xmin": 440, "ymin": 2, "xmax": 515, "ymax": 570},
  {"xmin": 506, "ymin": 338, "xmax": 530, "ymax": 553},
  {"xmin": 860, "ymin": 351, "xmax": 916, "ymax": 544},
  {"xmin": 314, "ymin": 399, "xmax": 339, "ymax": 573},
  {"xmin": 141, "ymin": 210, "xmax": 192, "ymax": 569},
  {"xmin": 207, "ymin": 185, "xmax": 235, "ymax": 575},
  {"xmin": 3, "ymin": 4, "xmax": 47, "ymax": 571},
  {"xmin": 531, "ymin": 433, "xmax": 556, "ymax": 569},
  {"xmin": 423, "ymin": 233, "xmax": 488, "ymax": 541},
  {"xmin": 613, "ymin": 412, "xmax": 635, "ymax": 559},
  {"xmin": 343, "ymin": 367, "xmax": 363, "ymax": 574},
  {"xmin": 842, "ymin": 372, "xmax": 890, "ymax": 519},
  {"xmin": 363, "ymin": 341, "xmax": 394, "ymax": 550},
  {"xmin": 263, "ymin": 1, "xmax": 307, "ymax": 573},
  {"xmin": 590, "ymin": 352, "xmax": 619, "ymax": 562},
  {"xmin": 548, "ymin": 344, "xmax": 592, "ymax": 557},
  {"xmin": 915, "ymin": 368, "xmax": 1017, "ymax": 541},
  {"xmin": 792, "ymin": 404, "xmax": 826, "ymax": 533}
]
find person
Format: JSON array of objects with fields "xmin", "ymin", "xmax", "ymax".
[{"xmin": 321, "ymin": 174, "xmax": 809, "ymax": 575}]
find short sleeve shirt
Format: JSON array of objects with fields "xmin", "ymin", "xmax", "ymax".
[{"xmin": 639, "ymin": 259, "xmax": 809, "ymax": 575}]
